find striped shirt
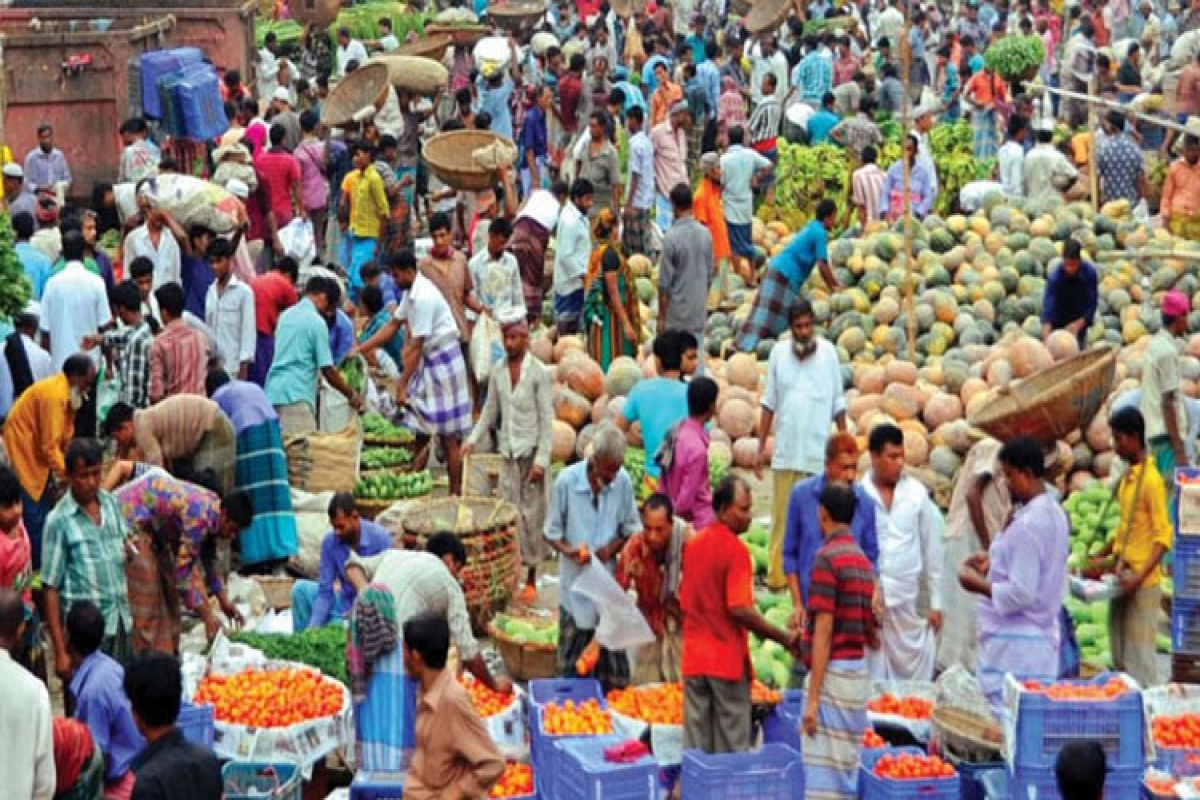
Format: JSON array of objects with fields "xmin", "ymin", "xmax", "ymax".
[
  {"xmin": 851, "ymin": 163, "xmax": 888, "ymax": 224},
  {"xmin": 748, "ymin": 97, "xmax": 782, "ymax": 149},
  {"xmin": 806, "ymin": 531, "xmax": 876, "ymax": 663},
  {"xmin": 149, "ymin": 318, "xmax": 209, "ymax": 403},
  {"xmin": 103, "ymin": 321, "xmax": 153, "ymax": 409}
]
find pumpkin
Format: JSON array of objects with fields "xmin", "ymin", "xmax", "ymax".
[
  {"xmin": 551, "ymin": 420, "xmax": 577, "ymax": 462},
  {"xmin": 849, "ymin": 394, "xmax": 884, "ymax": 421},
  {"xmin": 923, "ymin": 392, "xmax": 964, "ymax": 429},
  {"xmin": 605, "ymin": 356, "xmax": 643, "ymax": 396},
  {"xmin": 726, "ymin": 353, "xmax": 760, "ymax": 390},
  {"xmin": 902, "ymin": 426, "xmax": 929, "ymax": 466},
  {"xmin": 1008, "ymin": 336, "xmax": 1053, "ymax": 378},
  {"xmin": 719, "ymin": 398, "xmax": 758, "ymax": 439},
  {"xmin": 884, "ymin": 360, "xmax": 918, "ymax": 386},
  {"xmin": 576, "ymin": 423, "xmax": 597, "ymax": 459},
  {"xmin": 591, "ymin": 395, "xmax": 610, "ymax": 425},
  {"xmin": 553, "ymin": 335, "xmax": 585, "ymax": 363},
  {"xmin": 881, "ymin": 383, "xmax": 922, "ymax": 421},
  {"xmin": 553, "ymin": 386, "xmax": 592, "ymax": 429},
  {"xmin": 732, "ymin": 438, "xmax": 760, "ymax": 468},
  {"xmin": 854, "ymin": 365, "xmax": 887, "ymax": 394},
  {"xmin": 1045, "ymin": 330, "xmax": 1080, "ymax": 361},
  {"xmin": 531, "ymin": 334, "xmax": 555, "ymax": 364},
  {"xmin": 559, "ymin": 356, "xmax": 606, "ymax": 400},
  {"xmin": 960, "ymin": 377, "xmax": 990, "ymax": 407}
]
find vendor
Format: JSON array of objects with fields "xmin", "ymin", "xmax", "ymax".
[
  {"xmin": 957, "ymin": 437, "xmax": 1069, "ymax": 722},
  {"xmin": 1040, "ymin": 239, "xmax": 1098, "ymax": 349},
  {"xmin": 115, "ymin": 468, "xmax": 252, "ymax": 654},
  {"xmin": 291, "ymin": 492, "xmax": 392, "ymax": 632}
]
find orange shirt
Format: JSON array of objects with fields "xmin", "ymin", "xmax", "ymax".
[
  {"xmin": 964, "ymin": 70, "xmax": 1008, "ymax": 107},
  {"xmin": 693, "ymin": 179, "xmax": 732, "ymax": 262},
  {"xmin": 680, "ymin": 521, "xmax": 755, "ymax": 681},
  {"xmin": 651, "ymin": 81, "xmax": 683, "ymax": 129}
]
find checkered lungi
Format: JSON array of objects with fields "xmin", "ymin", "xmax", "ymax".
[
  {"xmin": 403, "ymin": 334, "xmax": 473, "ymax": 437},
  {"xmin": 972, "ymin": 108, "xmax": 999, "ymax": 160},
  {"xmin": 621, "ymin": 207, "xmax": 653, "ymax": 258},
  {"xmin": 234, "ymin": 421, "xmax": 298, "ymax": 566},
  {"xmin": 508, "ymin": 217, "xmax": 550, "ymax": 326},
  {"xmin": 733, "ymin": 267, "xmax": 796, "ymax": 352}
]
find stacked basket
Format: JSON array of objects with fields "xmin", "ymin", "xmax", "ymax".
[{"xmin": 1173, "ymin": 469, "xmax": 1200, "ymax": 682}]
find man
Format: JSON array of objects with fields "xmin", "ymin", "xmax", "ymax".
[
  {"xmin": 66, "ymin": 601, "xmax": 144, "ymax": 797},
  {"xmin": 334, "ymin": 26, "xmax": 369, "ymax": 78},
  {"xmin": 518, "ymin": 86, "xmax": 553, "ymax": 196},
  {"xmin": 14, "ymin": 212, "xmax": 50, "ymax": 300},
  {"xmin": 402, "ymin": 612, "xmax": 505, "ymax": 799},
  {"xmin": 757, "ymin": 300, "xmax": 848, "ymax": 592},
  {"xmin": 1163, "ymin": 132, "xmax": 1200, "ymax": 239},
  {"xmin": 341, "ymin": 141, "xmax": 390, "ymax": 295},
  {"xmin": 794, "ymin": 37, "xmax": 834, "ymax": 106},
  {"xmin": 85, "ymin": 281, "xmax": 152, "ymax": 410},
  {"xmin": 40, "ymin": 230, "xmax": 111, "ymax": 372},
  {"xmin": 287, "ymin": 492, "xmax": 389, "ymax": 631},
  {"xmin": 203, "ymin": 238, "xmax": 255, "ymax": 380},
  {"xmin": 257, "ymin": 31, "xmax": 281, "ymax": 100},
  {"xmin": 463, "ymin": 317, "xmax": 554, "ymax": 603},
  {"xmin": 149, "ymin": 283, "xmax": 209, "ymax": 402},
  {"xmin": 467, "ymin": 218, "xmax": 525, "ymax": 323},
  {"xmin": 266, "ymin": 276, "xmax": 362, "ymax": 437},
  {"xmin": 750, "ymin": 35, "xmax": 788, "ymax": 106},
  {"xmin": 876, "ymin": 0, "xmax": 905, "ymax": 47},
  {"xmin": 998, "ymin": 115, "xmax": 1028, "ymax": 199},
  {"xmin": 807, "ymin": 93, "xmax": 840, "ymax": 145},
  {"xmin": 720, "ymin": 126, "xmax": 772, "ymax": 283},
  {"xmin": 862, "ymin": 424, "xmax": 945, "ymax": 681},
  {"xmin": 249, "ymin": 256, "xmax": 299, "ymax": 386},
  {"xmin": 658, "ymin": 184, "xmax": 712, "ymax": 355},
  {"xmin": 553, "ymin": 180, "xmax": 593, "ymax": 337},
  {"xmin": 545, "ymin": 423, "xmax": 641, "ymax": 688},
  {"xmin": 558, "ymin": 54, "xmax": 587, "ymax": 144},
  {"xmin": 43, "ymin": 438, "xmax": 132, "ymax": 685},
  {"xmin": 23, "ymin": 123, "xmax": 71, "ymax": 195},
  {"xmin": 271, "ymin": 88, "xmax": 302, "ymax": 152},
  {"xmin": 747, "ymin": 75, "xmax": 783, "ymax": 207},
  {"xmin": 1097, "ymin": 110, "xmax": 1147, "ymax": 206},
  {"xmin": 1025, "ymin": 121, "xmax": 1080, "ymax": 204},
  {"xmin": 118, "ymin": 117, "xmax": 160, "ymax": 184},
  {"xmin": 617, "ymin": 494, "xmax": 689, "ymax": 684},
  {"xmin": 1060, "ymin": 20, "xmax": 1097, "ymax": 128},
  {"xmin": 1040, "ymin": 239, "xmax": 1098, "ymax": 349},
  {"xmin": 651, "ymin": 370, "xmax": 714, "ymax": 522},
  {"xmin": 123, "ymin": 199, "xmax": 181, "ymax": 290},
  {"xmin": 693, "ymin": 154, "xmax": 731, "ymax": 297},
  {"xmin": 256, "ymin": 124, "xmax": 305, "ymax": 266},
  {"xmin": 800, "ymin": 482, "xmax": 878, "ymax": 800},
  {"xmin": 4, "ymin": 355, "xmax": 94, "ymax": 569},
  {"xmin": 619, "ymin": 332, "xmax": 693, "ymax": 495},
  {"xmin": 848, "ymin": 145, "xmax": 887, "ymax": 226},
  {"xmin": 124, "ymin": 652, "xmax": 223, "ymax": 799},
  {"xmin": 680, "ymin": 476, "xmax": 796, "ymax": 753},
  {"xmin": 509, "ymin": 181, "xmax": 564, "ymax": 325},
  {"xmin": 4, "ymin": 163, "xmax": 36, "ymax": 221},
  {"xmin": 622, "ymin": 106, "xmax": 656, "ymax": 258},
  {"xmin": 0, "ymin": 302, "xmax": 54, "ymax": 419},
  {"xmin": 419, "ymin": 213, "xmax": 482, "ymax": 366},
  {"xmin": 1056, "ymin": 741, "xmax": 1107, "ymax": 800},
  {"xmin": 650, "ymin": 102, "xmax": 690, "ymax": 227},
  {"xmin": 104, "ymin": 395, "xmax": 237, "ymax": 494},
  {"xmin": 0, "ymin": 588, "xmax": 54, "ymax": 800},
  {"xmin": 355, "ymin": 250, "xmax": 472, "ymax": 494},
  {"xmin": 1143, "ymin": 290, "xmax": 1192, "ymax": 479}
]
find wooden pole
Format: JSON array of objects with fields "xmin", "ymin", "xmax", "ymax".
[
  {"xmin": 1088, "ymin": 75, "xmax": 1099, "ymax": 212},
  {"xmin": 900, "ymin": 2, "xmax": 917, "ymax": 362},
  {"xmin": 1031, "ymin": 83, "xmax": 1190, "ymax": 134}
]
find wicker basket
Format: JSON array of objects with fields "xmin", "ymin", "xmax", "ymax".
[
  {"xmin": 355, "ymin": 497, "xmax": 402, "ymax": 520},
  {"xmin": 729, "ymin": 0, "xmax": 752, "ymax": 14},
  {"xmin": 321, "ymin": 63, "xmax": 391, "ymax": 128},
  {"xmin": 423, "ymin": 129, "xmax": 517, "ymax": 191},
  {"xmin": 398, "ymin": 34, "xmax": 453, "ymax": 62},
  {"xmin": 424, "ymin": 23, "xmax": 490, "ymax": 46},
  {"xmin": 366, "ymin": 54, "xmax": 449, "ymax": 95},
  {"xmin": 487, "ymin": 1, "xmax": 547, "ymax": 35},
  {"xmin": 742, "ymin": 0, "xmax": 787, "ymax": 32},
  {"xmin": 488, "ymin": 621, "xmax": 559, "ymax": 681},
  {"xmin": 288, "ymin": 0, "xmax": 340, "ymax": 27},
  {"xmin": 967, "ymin": 346, "xmax": 1117, "ymax": 446},
  {"xmin": 611, "ymin": 0, "xmax": 648, "ymax": 15},
  {"xmin": 254, "ymin": 576, "xmax": 295, "ymax": 610},
  {"xmin": 931, "ymin": 706, "xmax": 1005, "ymax": 763}
]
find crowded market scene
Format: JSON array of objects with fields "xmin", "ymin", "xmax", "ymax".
[{"xmin": 12, "ymin": 0, "xmax": 1200, "ymax": 796}]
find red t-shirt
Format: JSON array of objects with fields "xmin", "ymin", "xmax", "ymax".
[
  {"xmin": 252, "ymin": 270, "xmax": 299, "ymax": 336},
  {"xmin": 679, "ymin": 521, "xmax": 755, "ymax": 681},
  {"xmin": 558, "ymin": 73, "xmax": 584, "ymax": 134},
  {"xmin": 255, "ymin": 150, "xmax": 301, "ymax": 228}
]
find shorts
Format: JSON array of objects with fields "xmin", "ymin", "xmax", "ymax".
[
  {"xmin": 757, "ymin": 148, "xmax": 778, "ymax": 191},
  {"xmin": 727, "ymin": 221, "xmax": 756, "ymax": 258}
]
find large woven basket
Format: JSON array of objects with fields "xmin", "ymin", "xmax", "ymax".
[
  {"xmin": 742, "ymin": 0, "xmax": 787, "ymax": 32},
  {"xmin": 487, "ymin": 1, "xmax": 547, "ymax": 35},
  {"xmin": 488, "ymin": 620, "xmax": 558, "ymax": 681},
  {"xmin": 254, "ymin": 576, "xmax": 295, "ymax": 610},
  {"xmin": 398, "ymin": 34, "xmax": 453, "ymax": 62},
  {"xmin": 424, "ymin": 23, "xmax": 490, "ymax": 46},
  {"xmin": 968, "ymin": 346, "xmax": 1117, "ymax": 446},
  {"xmin": 289, "ymin": 0, "xmax": 341, "ymax": 27},
  {"xmin": 729, "ymin": 0, "xmax": 753, "ymax": 14},
  {"xmin": 321, "ymin": 63, "xmax": 390, "ymax": 128},
  {"xmin": 423, "ymin": 129, "xmax": 517, "ymax": 191},
  {"xmin": 356, "ymin": 496, "xmax": 405, "ymax": 521},
  {"xmin": 401, "ymin": 496, "xmax": 521, "ymax": 630},
  {"xmin": 931, "ymin": 705, "xmax": 1005, "ymax": 763},
  {"xmin": 366, "ymin": 54, "xmax": 449, "ymax": 95}
]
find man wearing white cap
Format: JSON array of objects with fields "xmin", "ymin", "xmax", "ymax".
[
  {"xmin": 272, "ymin": 87, "xmax": 301, "ymax": 153},
  {"xmin": 2, "ymin": 164, "xmax": 35, "ymax": 222}
]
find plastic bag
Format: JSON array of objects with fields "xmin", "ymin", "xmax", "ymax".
[
  {"xmin": 139, "ymin": 173, "xmax": 242, "ymax": 233},
  {"xmin": 571, "ymin": 561, "xmax": 655, "ymax": 652},
  {"xmin": 469, "ymin": 314, "xmax": 503, "ymax": 382},
  {"xmin": 280, "ymin": 218, "xmax": 317, "ymax": 269}
]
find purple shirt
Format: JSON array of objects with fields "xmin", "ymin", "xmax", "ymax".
[
  {"xmin": 212, "ymin": 379, "xmax": 278, "ymax": 434},
  {"xmin": 659, "ymin": 417, "xmax": 715, "ymax": 529},
  {"xmin": 309, "ymin": 520, "xmax": 392, "ymax": 628},
  {"xmin": 294, "ymin": 139, "xmax": 329, "ymax": 212},
  {"xmin": 978, "ymin": 492, "xmax": 1069, "ymax": 636},
  {"xmin": 70, "ymin": 651, "xmax": 146, "ymax": 781}
]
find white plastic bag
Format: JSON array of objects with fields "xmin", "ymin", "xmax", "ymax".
[
  {"xmin": 469, "ymin": 314, "xmax": 503, "ymax": 382},
  {"xmin": 280, "ymin": 218, "xmax": 317, "ymax": 269},
  {"xmin": 571, "ymin": 561, "xmax": 655, "ymax": 652}
]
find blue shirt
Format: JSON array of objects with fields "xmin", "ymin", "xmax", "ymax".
[
  {"xmin": 685, "ymin": 34, "xmax": 707, "ymax": 64},
  {"xmin": 519, "ymin": 106, "xmax": 548, "ymax": 161},
  {"xmin": 807, "ymin": 109, "xmax": 840, "ymax": 144},
  {"xmin": 793, "ymin": 52, "xmax": 833, "ymax": 105},
  {"xmin": 70, "ymin": 651, "xmax": 146, "ymax": 782},
  {"xmin": 697, "ymin": 60, "xmax": 721, "ymax": 116},
  {"xmin": 330, "ymin": 308, "xmax": 354, "ymax": 364},
  {"xmin": 181, "ymin": 254, "xmax": 214, "ymax": 320},
  {"xmin": 783, "ymin": 473, "xmax": 880, "ymax": 605},
  {"xmin": 612, "ymin": 80, "xmax": 648, "ymax": 113},
  {"xmin": 1041, "ymin": 260, "xmax": 1099, "ymax": 334},
  {"xmin": 621, "ymin": 377, "xmax": 689, "ymax": 478},
  {"xmin": 477, "ymin": 77, "xmax": 515, "ymax": 140},
  {"xmin": 309, "ymin": 520, "xmax": 392, "ymax": 628},
  {"xmin": 772, "ymin": 220, "xmax": 828, "ymax": 290},
  {"xmin": 265, "ymin": 297, "xmax": 335, "ymax": 410},
  {"xmin": 16, "ymin": 241, "xmax": 50, "ymax": 300},
  {"xmin": 641, "ymin": 54, "xmax": 671, "ymax": 95},
  {"xmin": 212, "ymin": 379, "xmax": 278, "ymax": 434}
]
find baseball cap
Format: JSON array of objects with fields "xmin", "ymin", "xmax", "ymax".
[
  {"xmin": 1164, "ymin": 290, "xmax": 1190, "ymax": 318},
  {"xmin": 2, "ymin": 163, "xmax": 23, "ymax": 179},
  {"xmin": 273, "ymin": 87, "xmax": 292, "ymax": 103}
]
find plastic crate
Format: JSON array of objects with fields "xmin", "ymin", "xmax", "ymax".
[
  {"xmin": 957, "ymin": 761, "xmax": 1006, "ymax": 800},
  {"xmin": 157, "ymin": 64, "xmax": 210, "ymax": 138},
  {"xmin": 761, "ymin": 689, "xmax": 804, "ymax": 755},
  {"xmin": 222, "ymin": 762, "xmax": 302, "ymax": 800},
  {"xmin": 1173, "ymin": 600, "xmax": 1200, "ymax": 654},
  {"xmin": 139, "ymin": 47, "xmax": 204, "ymax": 119},
  {"xmin": 1155, "ymin": 746, "xmax": 1200, "ymax": 778},
  {"xmin": 679, "ymin": 744, "xmax": 804, "ymax": 800},
  {"xmin": 555, "ymin": 735, "xmax": 658, "ymax": 800},
  {"xmin": 530, "ymin": 702, "xmax": 609, "ymax": 799},
  {"xmin": 1174, "ymin": 539, "xmax": 1200, "ymax": 602},
  {"xmin": 174, "ymin": 64, "xmax": 228, "ymax": 141},
  {"xmin": 1007, "ymin": 764, "xmax": 1141, "ymax": 800},
  {"xmin": 177, "ymin": 701, "xmax": 214, "ymax": 750},
  {"xmin": 529, "ymin": 678, "xmax": 604, "ymax": 709},
  {"xmin": 349, "ymin": 771, "xmax": 405, "ymax": 800},
  {"xmin": 1011, "ymin": 675, "xmax": 1145, "ymax": 770}
]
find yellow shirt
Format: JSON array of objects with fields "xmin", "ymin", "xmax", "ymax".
[
  {"xmin": 1114, "ymin": 459, "xmax": 1173, "ymax": 588},
  {"xmin": 341, "ymin": 165, "xmax": 389, "ymax": 240},
  {"xmin": 2, "ymin": 373, "xmax": 73, "ymax": 498}
]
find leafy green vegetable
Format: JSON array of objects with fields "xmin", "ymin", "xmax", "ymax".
[
  {"xmin": 228, "ymin": 625, "xmax": 348, "ymax": 685},
  {"xmin": 361, "ymin": 446, "xmax": 413, "ymax": 471},
  {"xmin": 339, "ymin": 357, "xmax": 365, "ymax": 394},
  {"xmin": 983, "ymin": 36, "xmax": 1046, "ymax": 83},
  {"xmin": 0, "ymin": 212, "xmax": 31, "ymax": 322},
  {"xmin": 354, "ymin": 469, "xmax": 432, "ymax": 500}
]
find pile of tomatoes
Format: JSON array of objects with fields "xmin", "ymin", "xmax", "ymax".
[
  {"xmin": 541, "ymin": 699, "xmax": 613, "ymax": 735},
  {"xmin": 1152, "ymin": 714, "xmax": 1200, "ymax": 750},
  {"xmin": 871, "ymin": 752, "xmax": 956, "ymax": 780},
  {"xmin": 193, "ymin": 667, "xmax": 343, "ymax": 728},
  {"xmin": 460, "ymin": 677, "xmax": 517, "ymax": 718},
  {"xmin": 608, "ymin": 683, "xmax": 685, "ymax": 726},
  {"xmin": 862, "ymin": 729, "xmax": 888, "ymax": 749},
  {"xmin": 867, "ymin": 694, "xmax": 935, "ymax": 720},
  {"xmin": 489, "ymin": 763, "xmax": 534, "ymax": 798},
  {"xmin": 1145, "ymin": 774, "xmax": 1180, "ymax": 798},
  {"xmin": 1021, "ymin": 679, "xmax": 1129, "ymax": 700},
  {"xmin": 751, "ymin": 680, "xmax": 782, "ymax": 705}
]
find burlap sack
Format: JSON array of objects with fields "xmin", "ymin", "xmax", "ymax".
[{"xmin": 285, "ymin": 416, "xmax": 362, "ymax": 494}]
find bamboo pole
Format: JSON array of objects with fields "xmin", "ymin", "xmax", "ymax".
[
  {"xmin": 1088, "ymin": 75, "xmax": 1099, "ymax": 212},
  {"xmin": 900, "ymin": 3, "xmax": 916, "ymax": 362},
  {"xmin": 1030, "ymin": 84, "xmax": 1190, "ymax": 134}
]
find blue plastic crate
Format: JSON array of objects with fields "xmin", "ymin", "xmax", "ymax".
[
  {"xmin": 1155, "ymin": 746, "xmax": 1200, "ymax": 778},
  {"xmin": 1173, "ymin": 600, "xmax": 1200, "ymax": 654},
  {"xmin": 531, "ymin": 703, "xmax": 609, "ymax": 799},
  {"xmin": 958, "ymin": 761, "xmax": 1006, "ymax": 800},
  {"xmin": 157, "ymin": 64, "xmax": 210, "ymax": 138},
  {"xmin": 761, "ymin": 689, "xmax": 804, "ymax": 755},
  {"xmin": 1007, "ymin": 764, "xmax": 1141, "ymax": 800},
  {"xmin": 555, "ymin": 735, "xmax": 657, "ymax": 800},
  {"xmin": 177, "ymin": 701, "xmax": 214, "ymax": 750},
  {"xmin": 139, "ymin": 47, "xmax": 203, "ymax": 119},
  {"xmin": 174, "ymin": 64, "xmax": 228, "ymax": 141},
  {"xmin": 1011, "ymin": 675, "xmax": 1145, "ymax": 770},
  {"xmin": 680, "ymin": 744, "xmax": 804, "ymax": 800},
  {"xmin": 860, "ymin": 756, "xmax": 959, "ymax": 800},
  {"xmin": 222, "ymin": 762, "xmax": 302, "ymax": 800},
  {"xmin": 1173, "ymin": 539, "xmax": 1200, "ymax": 602},
  {"xmin": 529, "ymin": 678, "xmax": 604, "ymax": 709},
  {"xmin": 349, "ymin": 771, "xmax": 405, "ymax": 800}
]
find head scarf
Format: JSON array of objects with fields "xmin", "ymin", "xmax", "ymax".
[
  {"xmin": 591, "ymin": 207, "xmax": 617, "ymax": 241},
  {"xmin": 347, "ymin": 583, "xmax": 399, "ymax": 704},
  {"xmin": 52, "ymin": 718, "xmax": 97, "ymax": 796}
]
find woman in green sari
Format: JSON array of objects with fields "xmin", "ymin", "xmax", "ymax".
[{"xmin": 583, "ymin": 209, "xmax": 640, "ymax": 369}]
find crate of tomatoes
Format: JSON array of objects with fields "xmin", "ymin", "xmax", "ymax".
[
  {"xmin": 859, "ymin": 747, "xmax": 959, "ymax": 800},
  {"xmin": 530, "ymin": 697, "xmax": 613, "ymax": 799},
  {"xmin": 489, "ymin": 762, "xmax": 535, "ymax": 799},
  {"xmin": 460, "ymin": 676, "xmax": 526, "ymax": 758},
  {"xmin": 1144, "ymin": 685, "xmax": 1200, "ymax": 777}
]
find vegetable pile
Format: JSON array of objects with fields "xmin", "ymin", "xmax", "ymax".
[
  {"xmin": 868, "ymin": 694, "xmax": 935, "ymax": 720},
  {"xmin": 751, "ymin": 593, "xmax": 795, "ymax": 689},
  {"xmin": 489, "ymin": 763, "xmax": 534, "ymax": 798},
  {"xmin": 0, "ymin": 212, "xmax": 32, "ymax": 322},
  {"xmin": 1153, "ymin": 713, "xmax": 1200, "ymax": 750},
  {"xmin": 193, "ymin": 667, "xmax": 343, "ymax": 728},
  {"xmin": 354, "ymin": 469, "xmax": 432, "ymax": 500},
  {"xmin": 361, "ymin": 446, "xmax": 413, "ymax": 471},
  {"xmin": 871, "ymin": 753, "xmax": 956, "ymax": 780},
  {"xmin": 492, "ymin": 612, "xmax": 559, "ymax": 646},
  {"xmin": 228, "ymin": 626, "xmax": 348, "ymax": 685},
  {"xmin": 363, "ymin": 411, "xmax": 416, "ymax": 443},
  {"xmin": 460, "ymin": 676, "xmax": 518, "ymax": 717},
  {"xmin": 983, "ymin": 35, "xmax": 1047, "ymax": 82},
  {"xmin": 607, "ymin": 683, "xmax": 685, "ymax": 725},
  {"xmin": 1020, "ymin": 678, "xmax": 1130, "ymax": 699},
  {"xmin": 541, "ymin": 699, "xmax": 613, "ymax": 735},
  {"xmin": 339, "ymin": 358, "xmax": 365, "ymax": 394}
]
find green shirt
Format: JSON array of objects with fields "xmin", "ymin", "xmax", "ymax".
[{"xmin": 42, "ymin": 489, "xmax": 132, "ymax": 636}]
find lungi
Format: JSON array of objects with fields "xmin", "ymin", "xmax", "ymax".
[
  {"xmin": 555, "ymin": 289, "xmax": 585, "ymax": 336},
  {"xmin": 868, "ymin": 577, "xmax": 936, "ymax": 682},
  {"xmin": 971, "ymin": 108, "xmax": 999, "ymax": 160},
  {"xmin": 803, "ymin": 658, "xmax": 870, "ymax": 800},
  {"xmin": 345, "ymin": 234, "xmax": 378, "ymax": 297},
  {"xmin": 355, "ymin": 647, "xmax": 418, "ymax": 770},
  {"xmin": 189, "ymin": 413, "xmax": 237, "ymax": 496},
  {"xmin": 276, "ymin": 401, "xmax": 319, "ymax": 439},
  {"xmin": 1109, "ymin": 582, "xmax": 1162, "ymax": 690},
  {"xmin": 557, "ymin": 608, "xmax": 630, "ymax": 690},
  {"xmin": 769, "ymin": 469, "xmax": 808, "ymax": 591},
  {"xmin": 978, "ymin": 623, "xmax": 1058, "ymax": 724},
  {"xmin": 630, "ymin": 623, "xmax": 683, "ymax": 685},
  {"xmin": 499, "ymin": 454, "xmax": 550, "ymax": 567},
  {"xmin": 125, "ymin": 529, "xmax": 180, "ymax": 656},
  {"xmin": 508, "ymin": 217, "xmax": 550, "ymax": 325},
  {"xmin": 733, "ymin": 267, "xmax": 795, "ymax": 353},
  {"xmin": 682, "ymin": 674, "xmax": 751, "ymax": 753},
  {"xmin": 235, "ymin": 421, "xmax": 298, "ymax": 566},
  {"xmin": 621, "ymin": 207, "xmax": 652, "ymax": 258},
  {"xmin": 938, "ymin": 523, "xmax": 985, "ymax": 674},
  {"xmin": 404, "ymin": 335, "xmax": 473, "ymax": 437},
  {"xmin": 727, "ymin": 221, "xmax": 756, "ymax": 259}
]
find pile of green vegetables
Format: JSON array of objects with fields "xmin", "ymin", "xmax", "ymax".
[
  {"xmin": 355, "ymin": 469, "xmax": 432, "ymax": 500},
  {"xmin": 363, "ymin": 412, "xmax": 416, "ymax": 443},
  {"xmin": 361, "ymin": 446, "xmax": 413, "ymax": 471},
  {"xmin": 229, "ymin": 626, "xmax": 348, "ymax": 685},
  {"xmin": 328, "ymin": 3, "xmax": 429, "ymax": 47},
  {"xmin": 0, "ymin": 212, "xmax": 31, "ymax": 322},
  {"xmin": 339, "ymin": 358, "xmax": 365, "ymax": 394},
  {"xmin": 927, "ymin": 121, "xmax": 996, "ymax": 217},
  {"xmin": 624, "ymin": 447, "xmax": 732, "ymax": 502},
  {"xmin": 255, "ymin": 19, "xmax": 304, "ymax": 50},
  {"xmin": 983, "ymin": 35, "xmax": 1046, "ymax": 83}
]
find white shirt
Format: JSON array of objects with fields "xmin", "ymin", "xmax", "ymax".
[
  {"xmin": 721, "ymin": 145, "xmax": 772, "ymax": 224},
  {"xmin": 553, "ymin": 201, "xmax": 591, "ymax": 296},
  {"xmin": 998, "ymin": 140, "xmax": 1026, "ymax": 198},
  {"xmin": 876, "ymin": 6, "xmax": 905, "ymax": 45},
  {"xmin": 517, "ymin": 189, "xmax": 562, "ymax": 231},
  {"xmin": 1142, "ymin": 330, "xmax": 1185, "ymax": 442},
  {"xmin": 204, "ymin": 275, "xmax": 257, "ymax": 375},
  {"xmin": 335, "ymin": 39, "xmax": 369, "ymax": 78},
  {"xmin": 760, "ymin": 338, "xmax": 845, "ymax": 473},
  {"xmin": 468, "ymin": 249, "xmax": 526, "ymax": 322},
  {"xmin": 627, "ymin": 131, "xmax": 655, "ymax": 210},
  {"xmin": 256, "ymin": 46, "xmax": 279, "ymax": 101},
  {"xmin": 40, "ymin": 260, "xmax": 112, "ymax": 371},
  {"xmin": 0, "ymin": 649, "xmax": 55, "ymax": 800},
  {"xmin": 750, "ymin": 46, "xmax": 789, "ymax": 105},
  {"xmin": 861, "ymin": 471, "xmax": 945, "ymax": 611},
  {"xmin": 396, "ymin": 273, "xmax": 459, "ymax": 349},
  {"xmin": 1024, "ymin": 143, "xmax": 1078, "ymax": 204},
  {"xmin": 123, "ymin": 224, "xmax": 181, "ymax": 290}
]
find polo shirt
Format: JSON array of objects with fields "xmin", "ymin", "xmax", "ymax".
[
  {"xmin": 680, "ymin": 521, "xmax": 755, "ymax": 681},
  {"xmin": 341, "ymin": 166, "xmax": 389, "ymax": 239},
  {"xmin": 265, "ymin": 297, "xmax": 334, "ymax": 410},
  {"xmin": 805, "ymin": 531, "xmax": 876, "ymax": 664}
]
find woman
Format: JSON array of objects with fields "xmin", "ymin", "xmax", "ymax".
[
  {"xmin": 583, "ymin": 209, "xmax": 640, "ymax": 370},
  {"xmin": 0, "ymin": 465, "xmax": 41, "ymax": 678},
  {"xmin": 576, "ymin": 111, "xmax": 622, "ymax": 217},
  {"xmin": 879, "ymin": 133, "xmax": 937, "ymax": 220},
  {"xmin": 294, "ymin": 110, "xmax": 329, "ymax": 258},
  {"xmin": 962, "ymin": 64, "xmax": 1009, "ymax": 159},
  {"xmin": 52, "ymin": 718, "xmax": 104, "ymax": 800}
]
